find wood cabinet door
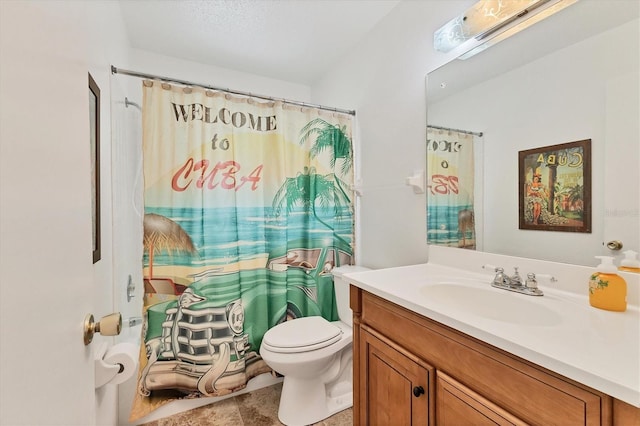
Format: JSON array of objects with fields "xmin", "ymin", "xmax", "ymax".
[
  {"xmin": 437, "ymin": 371, "xmax": 527, "ymax": 426},
  {"xmin": 360, "ymin": 326, "xmax": 433, "ymax": 425}
]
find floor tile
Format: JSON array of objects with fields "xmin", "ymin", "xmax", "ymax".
[{"xmin": 139, "ymin": 383, "xmax": 352, "ymax": 426}]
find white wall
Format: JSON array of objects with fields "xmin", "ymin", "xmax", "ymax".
[
  {"xmin": 120, "ymin": 48, "xmax": 313, "ymax": 110},
  {"xmin": 311, "ymin": 1, "xmax": 472, "ymax": 268},
  {"xmin": 427, "ymin": 20, "xmax": 639, "ymax": 265},
  {"xmin": 0, "ymin": 1, "xmax": 130, "ymax": 425}
]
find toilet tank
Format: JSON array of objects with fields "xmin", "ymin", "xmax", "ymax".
[{"xmin": 332, "ymin": 265, "xmax": 371, "ymax": 327}]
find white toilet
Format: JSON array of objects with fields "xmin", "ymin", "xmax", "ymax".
[{"xmin": 259, "ymin": 265, "xmax": 370, "ymax": 426}]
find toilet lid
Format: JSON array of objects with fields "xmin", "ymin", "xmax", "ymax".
[{"xmin": 262, "ymin": 316, "xmax": 342, "ymax": 353}]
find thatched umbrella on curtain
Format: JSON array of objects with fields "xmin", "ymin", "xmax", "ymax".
[{"xmin": 143, "ymin": 213, "xmax": 197, "ymax": 279}]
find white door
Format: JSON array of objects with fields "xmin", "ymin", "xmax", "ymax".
[
  {"xmin": 603, "ymin": 72, "xmax": 640, "ymax": 261},
  {"xmin": 0, "ymin": 2, "xmax": 115, "ymax": 425}
]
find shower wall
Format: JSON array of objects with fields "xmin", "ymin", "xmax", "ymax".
[{"xmin": 111, "ymin": 77, "xmax": 144, "ymax": 335}]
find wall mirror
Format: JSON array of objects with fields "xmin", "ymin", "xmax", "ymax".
[{"xmin": 426, "ymin": 1, "xmax": 639, "ymax": 266}]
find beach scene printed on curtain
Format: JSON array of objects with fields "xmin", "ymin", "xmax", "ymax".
[
  {"xmin": 427, "ymin": 128, "xmax": 476, "ymax": 249},
  {"xmin": 131, "ymin": 81, "xmax": 355, "ymax": 420}
]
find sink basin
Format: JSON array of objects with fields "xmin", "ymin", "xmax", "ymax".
[{"xmin": 420, "ymin": 283, "xmax": 562, "ymax": 326}]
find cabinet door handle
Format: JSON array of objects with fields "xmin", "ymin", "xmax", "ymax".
[{"xmin": 413, "ymin": 386, "xmax": 425, "ymax": 397}]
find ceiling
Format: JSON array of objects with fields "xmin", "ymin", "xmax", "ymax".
[{"xmin": 119, "ymin": 0, "xmax": 401, "ymax": 85}]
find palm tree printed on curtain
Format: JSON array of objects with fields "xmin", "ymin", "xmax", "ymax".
[
  {"xmin": 299, "ymin": 118, "xmax": 353, "ymax": 201},
  {"xmin": 272, "ymin": 119, "xmax": 354, "ymax": 247},
  {"xmin": 272, "ymin": 166, "xmax": 351, "ymax": 247}
]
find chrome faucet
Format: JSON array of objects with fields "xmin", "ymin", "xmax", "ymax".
[{"xmin": 483, "ymin": 265, "xmax": 553, "ymax": 296}]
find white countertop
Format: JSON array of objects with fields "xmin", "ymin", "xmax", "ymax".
[{"xmin": 345, "ymin": 262, "xmax": 640, "ymax": 408}]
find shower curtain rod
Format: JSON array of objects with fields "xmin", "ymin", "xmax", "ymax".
[
  {"xmin": 111, "ymin": 66, "xmax": 356, "ymax": 116},
  {"xmin": 427, "ymin": 124, "xmax": 483, "ymax": 137}
]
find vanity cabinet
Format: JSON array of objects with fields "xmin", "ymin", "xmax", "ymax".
[
  {"xmin": 351, "ymin": 286, "xmax": 640, "ymax": 426},
  {"xmin": 359, "ymin": 326, "xmax": 433, "ymax": 425}
]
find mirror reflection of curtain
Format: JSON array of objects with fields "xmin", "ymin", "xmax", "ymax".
[
  {"xmin": 131, "ymin": 81, "xmax": 355, "ymax": 421},
  {"xmin": 427, "ymin": 128, "xmax": 476, "ymax": 249}
]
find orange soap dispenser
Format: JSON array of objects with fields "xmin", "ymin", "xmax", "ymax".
[
  {"xmin": 589, "ymin": 256, "xmax": 627, "ymax": 312},
  {"xmin": 619, "ymin": 250, "xmax": 640, "ymax": 273}
]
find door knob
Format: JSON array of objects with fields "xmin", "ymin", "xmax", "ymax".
[
  {"xmin": 413, "ymin": 386, "xmax": 425, "ymax": 397},
  {"xmin": 83, "ymin": 312, "xmax": 122, "ymax": 345},
  {"xmin": 606, "ymin": 240, "xmax": 623, "ymax": 251}
]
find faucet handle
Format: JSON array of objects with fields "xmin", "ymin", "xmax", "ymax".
[
  {"xmin": 524, "ymin": 273, "xmax": 545, "ymax": 295},
  {"xmin": 525, "ymin": 273, "xmax": 538, "ymax": 290}
]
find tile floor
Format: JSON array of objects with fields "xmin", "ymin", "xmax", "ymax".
[{"xmin": 140, "ymin": 383, "xmax": 353, "ymax": 426}]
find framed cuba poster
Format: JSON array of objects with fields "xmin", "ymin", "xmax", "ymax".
[{"xmin": 519, "ymin": 139, "xmax": 591, "ymax": 233}]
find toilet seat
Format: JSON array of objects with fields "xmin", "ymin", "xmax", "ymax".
[{"xmin": 262, "ymin": 316, "xmax": 343, "ymax": 353}]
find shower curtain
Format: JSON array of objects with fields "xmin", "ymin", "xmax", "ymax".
[
  {"xmin": 130, "ymin": 81, "xmax": 355, "ymax": 420},
  {"xmin": 427, "ymin": 128, "xmax": 476, "ymax": 249}
]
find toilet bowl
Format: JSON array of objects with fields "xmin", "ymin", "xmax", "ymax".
[{"xmin": 259, "ymin": 265, "xmax": 371, "ymax": 426}]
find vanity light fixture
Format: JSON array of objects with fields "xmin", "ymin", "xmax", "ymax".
[{"xmin": 434, "ymin": 0, "xmax": 579, "ymax": 59}]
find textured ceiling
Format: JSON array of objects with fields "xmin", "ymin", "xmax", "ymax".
[{"xmin": 119, "ymin": 0, "xmax": 401, "ymax": 85}]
